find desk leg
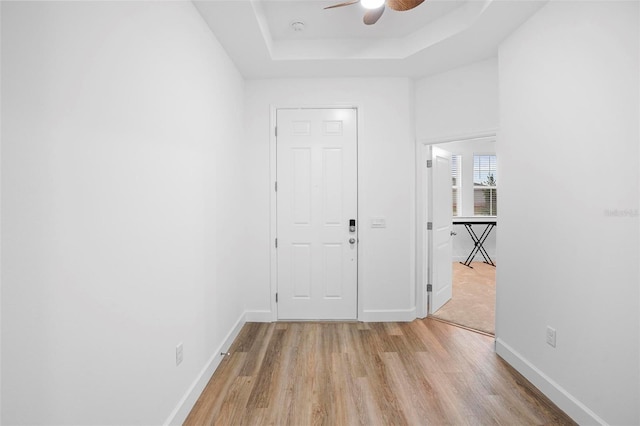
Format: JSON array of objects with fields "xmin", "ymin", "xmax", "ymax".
[
  {"xmin": 459, "ymin": 224, "xmax": 496, "ymax": 268},
  {"xmin": 476, "ymin": 224, "xmax": 496, "ymax": 267},
  {"xmin": 460, "ymin": 224, "xmax": 477, "ymax": 268}
]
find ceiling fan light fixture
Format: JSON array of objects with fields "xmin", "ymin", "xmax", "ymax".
[{"xmin": 361, "ymin": 0, "xmax": 385, "ymax": 10}]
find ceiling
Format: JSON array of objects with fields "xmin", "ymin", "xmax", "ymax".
[{"xmin": 193, "ymin": 0, "xmax": 546, "ymax": 79}]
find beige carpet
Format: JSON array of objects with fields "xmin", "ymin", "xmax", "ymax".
[{"xmin": 431, "ymin": 262, "xmax": 495, "ymax": 335}]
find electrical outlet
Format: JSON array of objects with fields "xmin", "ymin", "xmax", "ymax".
[
  {"xmin": 546, "ymin": 327, "xmax": 556, "ymax": 348},
  {"xmin": 176, "ymin": 343, "xmax": 184, "ymax": 366}
]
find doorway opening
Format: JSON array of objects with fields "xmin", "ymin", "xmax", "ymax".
[
  {"xmin": 416, "ymin": 132, "xmax": 497, "ymax": 335},
  {"xmin": 432, "ymin": 261, "xmax": 496, "ymax": 335}
]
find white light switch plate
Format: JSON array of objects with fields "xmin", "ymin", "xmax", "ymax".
[{"xmin": 371, "ymin": 217, "xmax": 386, "ymax": 228}]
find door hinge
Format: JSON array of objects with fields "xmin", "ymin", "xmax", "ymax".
[
  {"xmin": 275, "ymin": 238, "xmax": 278, "ymax": 248},
  {"xmin": 275, "ymin": 293, "xmax": 278, "ymax": 303},
  {"xmin": 427, "ymin": 222, "xmax": 433, "ymax": 230},
  {"xmin": 426, "ymin": 160, "xmax": 433, "ymax": 168},
  {"xmin": 427, "ymin": 284, "xmax": 433, "ymax": 292},
  {"xmin": 275, "ymin": 181, "xmax": 278, "ymax": 192},
  {"xmin": 275, "ymin": 127, "xmax": 278, "ymax": 137}
]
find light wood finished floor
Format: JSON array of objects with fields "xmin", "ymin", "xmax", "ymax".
[
  {"xmin": 432, "ymin": 262, "xmax": 496, "ymax": 335},
  {"xmin": 185, "ymin": 319, "xmax": 575, "ymax": 426}
]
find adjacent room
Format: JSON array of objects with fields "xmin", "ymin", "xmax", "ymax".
[
  {"xmin": 1, "ymin": 1, "xmax": 638, "ymax": 425},
  {"xmin": 429, "ymin": 138, "xmax": 498, "ymax": 335}
]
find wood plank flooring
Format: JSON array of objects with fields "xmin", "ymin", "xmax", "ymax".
[{"xmin": 184, "ymin": 319, "xmax": 575, "ymax": 426}]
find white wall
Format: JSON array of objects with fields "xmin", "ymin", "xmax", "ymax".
[
  {"xmin": 1, "ymin": 2, "xmax": 246, "ymax": 424},
  {"xmin": 0, "ymin": 2, "xmax": 3, "ymax": 421},
  {"xmin": 497, "ymin": 1, "xmax": 639, "ymax": 425},
  {"xmin": 244, "ymin": 78, "xmax": 416, "ymax": 321},
  {"xmin": 415, "ymin": 60, "xmax": 499, "ymax": 263},
  {"xmin": 415, "ymin": 58, "xmax": 498, "ymax": 141}
]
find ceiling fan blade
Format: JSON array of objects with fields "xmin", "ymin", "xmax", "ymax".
[
  {"xmin": 386, "ymin": 0, "xmax": 424, "ymax": 11},
  {"xmin": 363, "ymin": 6, "xmax": 385, "ymax": 25},
  {"xmin": 324, "ymin": 0, "xmax": 360, "ymax": 9}
]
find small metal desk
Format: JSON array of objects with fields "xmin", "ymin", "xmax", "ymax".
[{"xmin": 453, "ymin": 218, "xmax": 497, "ymax": 268}]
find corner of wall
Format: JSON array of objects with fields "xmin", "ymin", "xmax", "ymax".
[
  {"xmin": 163, "ymin": 312, "xmax": 247, "ymax": 426},
  {"xmin": 245, "ymin": 310, "xmax": 273, "ymax": 323}
]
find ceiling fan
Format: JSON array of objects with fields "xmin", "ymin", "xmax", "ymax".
[{"xmin": 324, "ymin": 0, "xmax": 425, "ymax": 25}]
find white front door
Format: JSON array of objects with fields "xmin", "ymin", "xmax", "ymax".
[
  {"xmin": 276, "ymin": 108, "xmax": 358, "ymax": 320},
  {"xmin": 430, "ymin": 146, "xmax": 453, "ymax": 313}
]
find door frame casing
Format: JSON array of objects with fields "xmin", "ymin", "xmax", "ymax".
[
  {"xmin": 270, "ymin": 104, "xmax": 362, "ymax": 322},
  {"xmin": 415, "ymin": 130, "xmax": 497, "ymax": 319}
]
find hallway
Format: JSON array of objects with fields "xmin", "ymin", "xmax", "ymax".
[{"xmin": 185, "ymin": 319, "xmax": 574, "ymax": 425}]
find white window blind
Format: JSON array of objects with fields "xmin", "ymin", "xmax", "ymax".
[
  {"xmin": 473, "ymin": 155, "xmax": 497, "ymax": 216},
  {"xmin": 451, "ymin": 154, "xmax": 460, "ymax": 216}
]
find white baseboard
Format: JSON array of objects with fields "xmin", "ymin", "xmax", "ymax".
[
  {"xmin": 495, "ymin": 338, "xmax": 607, "ymax": 426},
  {"xmin": 245, "ymin": 310, "xmax": 273, "ymax": 322},
  {"xmin": 360, "ymin": 307, "xmax": 416, "ymax": 322},
  {"xmin": 163, "ymin": 312, "xmax": 247, "ymax": 426},
  {"xmin": 245, "ymin": 308, "xmax": 421, "ymax": 322}
]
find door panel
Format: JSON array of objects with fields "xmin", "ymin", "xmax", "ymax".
[
  {"xmin": 431, "ymin": 146, "xmax": 453, "ymax": 313},
  {"xmin": 323, "ymin": 243, "xmax": 343, "ymax": 298},
  {"xmin": 323, "ymin": 149, "xmax": 343, "ymax": 224},
  {"xmin": 292, "ymin": 244, "xmax": 311, "ymax": 298},
  {"xmin": 293, "ymin": 149, "xmax": 311, "ymax": 224},
  {"xmin": 277, "ymin": 108, "xmax": 358, "ymax": 320}
]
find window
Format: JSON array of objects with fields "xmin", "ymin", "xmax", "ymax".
[
  {"xmin": 473, "ymin": 155, "xmax": 497, "ymax": 216},
  {"xmin": 451, "ymin": 154, "xmax": 461, "ymax": 216}
]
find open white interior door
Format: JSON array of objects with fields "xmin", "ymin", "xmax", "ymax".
[{"xmin": 430, "ymin": 146, "xmax": 453, "ymax": 313}]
